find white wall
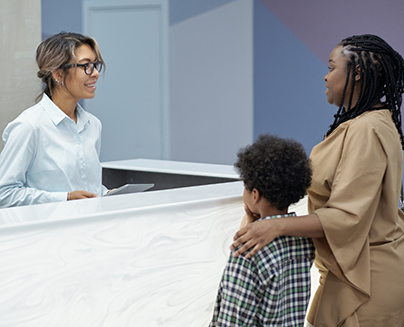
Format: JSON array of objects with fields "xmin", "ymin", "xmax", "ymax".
[
  {"xmin": 0, "ymin": 0, "xmax": 42, "ymax": 151},
  {"xmin": 170, "ymin": 0, "xmax": 253, "ymax": 165}
]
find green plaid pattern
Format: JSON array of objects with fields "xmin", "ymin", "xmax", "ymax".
[{"xmin": 209, "ymin": 213, "xmax": 315, "ymax": 327}]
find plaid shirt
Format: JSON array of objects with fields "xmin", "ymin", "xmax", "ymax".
[{"xmin": 209, "ymin": 213, "xmax": 315, "ymax": 327}]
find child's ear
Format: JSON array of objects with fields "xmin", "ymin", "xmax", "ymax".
[{"xmin": 252, "ymin": 188, "xmax": 260, "ymax": 204}]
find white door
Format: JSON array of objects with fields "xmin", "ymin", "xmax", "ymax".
[{"xmin": 83, "ymin": 0, "xmax": 169, "ymax": 161}]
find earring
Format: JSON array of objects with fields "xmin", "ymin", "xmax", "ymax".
[{"xmin": 55, "ymin": 78, "xmax": 64, "ymax": 86}]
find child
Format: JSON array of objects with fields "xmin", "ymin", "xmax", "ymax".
[{"xmin": 209, "ymin": 134, "xmax": 315, "ymax": 327}]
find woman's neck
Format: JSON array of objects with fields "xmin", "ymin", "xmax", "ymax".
[{"xmin": 51, "ymin": 91, "xmax": 78, "ymax": 123}]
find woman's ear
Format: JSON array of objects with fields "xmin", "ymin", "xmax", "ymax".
[
  {"xmin": 51, "ymin": 69, "xmax": 64, "ymax": 84},
  {"xmin": 355, "ymin": 64, "xmax": 361, "ymax": 81}
]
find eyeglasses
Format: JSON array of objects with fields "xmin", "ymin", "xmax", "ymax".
[{"xmin": 63, "ymin": 61, "xmax": 103, "ymax": 75}]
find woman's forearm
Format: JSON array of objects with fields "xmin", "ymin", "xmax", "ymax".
[
  {"xmin": 275, "ymin": 213, "xmax": 325, "ymax": 239},
  {"xmin": 231, "ymin": 212, "xmax": 325, "ymax": 258}
]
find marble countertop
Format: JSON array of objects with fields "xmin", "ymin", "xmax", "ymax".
[
  {"xmin": 0, "ymin": 181, "xmax": 244, "ymax": 228},
  {"xmin": 0, "ymin": 181, "xmax": 246, "ymax": 326},
  {"xmin": 101, "ymin": 158, "xmax": 239, "ymax": 179},
  {"xmin": 0, "ymin": 181, "xmax": 315, "ymax": 326}
]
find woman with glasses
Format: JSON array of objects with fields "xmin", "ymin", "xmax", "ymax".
[{"xmin": 0, "ymin": 32, "xmax": 108, "ymax": 207}]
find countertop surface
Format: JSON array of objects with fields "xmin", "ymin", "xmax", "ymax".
[
  {"xmin": 0, "ymin": 181, "xmax": 245, "ymax": 326},
  {"xmin": 0, "ymin": 181, "xmax": 244, "ymax": 228},
  {"xmin": 0, "ymin": 180, "xmax": 313, "ymax": 327},
  {"xmin": 101, "ymin": 158, "xmax": 239, "ymax": 179}
]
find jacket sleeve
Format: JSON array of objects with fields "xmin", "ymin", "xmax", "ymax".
[{"xmin": 313, "ymin": 118, "xmax": 387, "ymax": 294}]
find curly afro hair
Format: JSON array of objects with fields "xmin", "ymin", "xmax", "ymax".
[{"xmin": 234, "ymin": 134, "xmax": 312, "ymax": 210}]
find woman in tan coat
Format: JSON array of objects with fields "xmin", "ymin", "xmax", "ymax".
[{"xmin": 230, "ymin": 34, "xmax": 404, "ymax": 326}]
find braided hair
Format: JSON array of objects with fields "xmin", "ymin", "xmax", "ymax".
[{"xmin": 325, "ymin": 34, "xmax": 404, "ymax": 149}]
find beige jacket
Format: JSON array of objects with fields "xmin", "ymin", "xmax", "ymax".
[{"xmin": 307, "ymin": 110, "xmax": 404, "ymax": 326}]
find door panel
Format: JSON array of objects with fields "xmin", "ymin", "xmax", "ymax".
[{"xmin": 83, "ymin": 0, "xmax": 169, "ymax": 161}]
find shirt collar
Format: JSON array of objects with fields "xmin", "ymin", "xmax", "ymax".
[
  {"xmin": 257, "ymin": 212, "xmax": 296, "ymax": 222},
  {"xmin": 40, "ymin": 94, "xmax": 90, "ymax": 130},
  {"xmin": 75, "ymin": 103, "xmax": 90, "ymax": 133}
]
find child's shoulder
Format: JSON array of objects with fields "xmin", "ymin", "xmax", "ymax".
[{"xmin": 259, "ymin": 236, "xmax": 315, "ymax": 266}]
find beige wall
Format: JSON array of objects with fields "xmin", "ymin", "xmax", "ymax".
[{"xmin": 0, "ymin": 0, "xmax": 42, "ymax": 151}]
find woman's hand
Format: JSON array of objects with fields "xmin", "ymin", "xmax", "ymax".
[
  {"xmin": 68, "ymin": 190, "xmax": 98, "ymax": 200},
  {"xmin": 230, "ymin": 218, "xmax": 280, "ymax": 259},
  {"xmin": 232, "ymin": 213, "xmax": 325, "ymax": 259}
]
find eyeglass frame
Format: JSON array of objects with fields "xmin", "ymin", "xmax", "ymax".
[{"xmin": 62, "ymin": 61, "xmax": 103, "ymax": 75}]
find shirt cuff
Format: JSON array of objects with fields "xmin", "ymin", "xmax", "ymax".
[
  {"xmin": 48, "ymin": 192, "xmax": 69, "ymax": 203},
  {"xmin": 101, "ymin": 185, "xmax": 109, "ymax": 196}
]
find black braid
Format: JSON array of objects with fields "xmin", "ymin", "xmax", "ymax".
[
  {"xmin": 325, "ymin": 34, "xmax": 404, "ymax": 149},
  {"xmin": 346, "ymin": 55, "xmax": 356, "ymax": 111},
  {"xmin": 328, "ymin": 61, "xmax": 352, "ymax": 133}
]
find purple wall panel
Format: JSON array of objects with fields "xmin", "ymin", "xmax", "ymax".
[
  {"xmin": 259, "ymin": 0, "xmax": 404, "ymax": 65},
  {"xmin": 257, "ymin": 0, "xmax": 404, "ymax": 134}
]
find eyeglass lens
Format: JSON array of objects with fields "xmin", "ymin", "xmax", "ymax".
[{"xmin": 85, "ymin": 62, "xmax": 103, "ymax": 75}]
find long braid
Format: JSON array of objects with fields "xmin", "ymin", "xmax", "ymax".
[
  {"xmin": 328, "ymin": 61, "xmax": 352, "ymax": 133},
  {"xmin": 325, "ymin": 34, "xmax": 404, "ymax": 149},
  {"xmin": 346, "ymin": 56, "xmax": 356, "ymax": 111}
]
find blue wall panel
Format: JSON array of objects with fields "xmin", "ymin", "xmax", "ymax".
[
  {"xmin": 253, "ymin": 0, "xmax": 334, "ymax": 153},
  {"xmin": 169, "ymin": 0, "xmax": 236, "ymax": 25},
  {"xmin": 41, "ymin": 0, "xmax": 82, "ymax": 39}
]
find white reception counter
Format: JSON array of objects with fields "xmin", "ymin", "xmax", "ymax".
[
  {"xmin": 0, "ymin": 161, "xmax": 316, "ymax": 326},
  {"xmin": 0, "ymin": 181, "xmax": 245, "ymax": 326}
]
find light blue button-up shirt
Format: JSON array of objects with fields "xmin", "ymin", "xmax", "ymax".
[{"xmin": 0, "ymin": 94, "xmax": 108, "ymax": 207}]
